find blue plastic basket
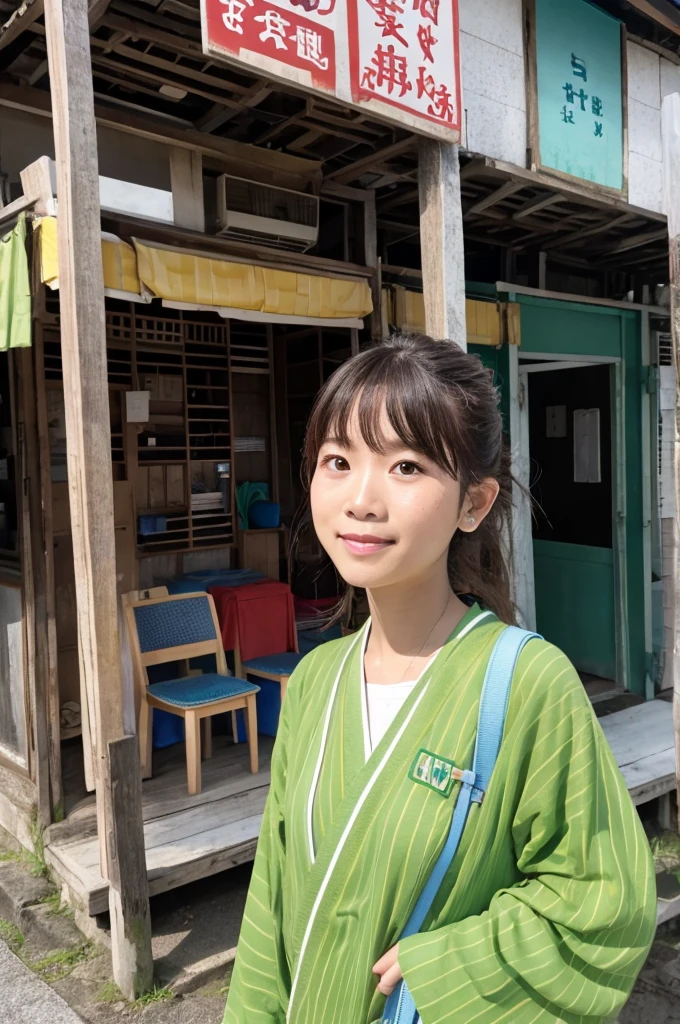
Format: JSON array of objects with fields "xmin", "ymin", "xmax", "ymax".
[
  {"xmin": 235, "ymin": 677, "xmax": 281, "ymax": 741},
  {"xmin": 249, "ymin": 501, "xmax": 280, "ymax": 529}
]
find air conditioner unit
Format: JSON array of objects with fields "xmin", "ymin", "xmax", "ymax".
[{"xmin": 216, "ymin": 175, "xmax": 319, "ymax": 252}]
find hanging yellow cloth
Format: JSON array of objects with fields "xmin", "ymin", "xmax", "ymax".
[
  {"xmin": 388, "ymin": 286, "xmax": 503, "ymax": 346},
  {"xmin": 0, "ymin": 213, "xmax": 32, "ymax": 351},
  {"xmin": 37, "ymin": 217, "xmax": 141, "ymax": 295},
  {"xmin": 133, "ymin": 241, "xmax": 373, "ymax": 320}
]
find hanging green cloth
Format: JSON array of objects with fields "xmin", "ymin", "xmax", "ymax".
[
  {"xmin": 236, "ymin": 481, "xmax": 270, "ymax": 529},
  {"xmin": 0, "ymin": 213, "xmax": 31, "ymax": 352}
]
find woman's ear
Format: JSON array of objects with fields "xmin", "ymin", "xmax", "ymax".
[{"xmin": 457, "ymin": 478, "xmax": 500, "ymax": 533}]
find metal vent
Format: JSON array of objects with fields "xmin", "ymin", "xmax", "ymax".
[
  {"xmin": 225, "ymin": 178, "xmax": 317, "ymax": 226},
  {"xmin": 216, "ymin": 175, "xmax": 319, "ymax": 252},
  {"xmin": 658, "ymin": 332, "xmax": 673, "ymax": 367}
]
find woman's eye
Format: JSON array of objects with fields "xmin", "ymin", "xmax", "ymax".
[
  {"xmin": 394, "ymin": 461, "xmax": 420, "ymax": 477},
  {"xmin": 323, "ymin": 456, "xmax": 350, "ymax": 472}
]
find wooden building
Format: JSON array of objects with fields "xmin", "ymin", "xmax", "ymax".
[{"xmin": 0, "ymin": 0, "xmax": 679, "ymax": 994}]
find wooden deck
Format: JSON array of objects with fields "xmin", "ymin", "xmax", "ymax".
[
  {"xmin": 46, "ymin": 698, "xmax": 676, "ymax": 917},
  {"xmin": 46, "ymin": 736, "xmax": 273, "ymax": 915},
  {"xmin": 598, "ymin": 698, "xmax": 675, "ymax": 806}
]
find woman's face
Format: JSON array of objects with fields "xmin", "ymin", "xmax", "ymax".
[{"xmin": 310, "ymin": 404, "xmax": 494, "ymax": 593}]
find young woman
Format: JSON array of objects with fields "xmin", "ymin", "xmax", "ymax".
[{"xmin": 224, "ymin": 334, "xmax": 655, "ymax": 1024}]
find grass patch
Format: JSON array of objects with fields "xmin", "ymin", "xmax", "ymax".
[
  {"xmin": 36, "ymin": 890, "xmax": 73, "ymax": 918},
  {"xmin": 652, "ymin": 832, "xmax": 680, "ymax": 871},
  {"xmin": 32, "ymin": 942, "xmax": 96, "ymax": 982},
  {"xmin": 0, "ymin": 918, "xmax": 24, "ymax": 954},
  {"xmin": 97, "ymin": 980, "xmax": 124, "ymax": 1004},
  {"xmin": 23, "ymin": 813, "xmax": 49, "ymax": 880},
  {"xmin": 132, "ymin": 986, "xmax": 175, "ymax": 1010},
  {"xmin": 0, "ymin": 851, "xmax": 18, "ymax": 863}
]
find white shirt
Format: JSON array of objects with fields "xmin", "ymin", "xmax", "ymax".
[{"xmin": 366, "ymin": 680, "xmax": 418, "ymax": 751}]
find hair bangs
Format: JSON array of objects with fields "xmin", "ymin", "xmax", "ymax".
[
  {"xmin": 303, "ymin": 348, "xmax": 461, "ymax": 483},
  {"xmin": 295, "ymin": 333, "xmax": 515, "ymax": 626}
]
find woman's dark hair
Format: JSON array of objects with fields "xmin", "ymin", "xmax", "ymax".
[{"xmin": 294, "ymin": 332, "xmax": 515, "ymax": 625}]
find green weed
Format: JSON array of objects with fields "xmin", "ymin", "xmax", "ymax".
[
  {"xmin": 652, "ymin": 832, "xmax": 680, "ymax": 870},
  {"xmin": 132, "ymin": 986, "xmax": 175, "ymax": 1010},
  {"xmin": 32, "ymin": 942, "xmax": 96, "ymax": 982},
  {"xmin": 0, "ymin": 918, "xmax": 24, "ymax": 954},
  {"xmin": 96, "ymin": 980, "xmax": 124, "ymax": 1004}
]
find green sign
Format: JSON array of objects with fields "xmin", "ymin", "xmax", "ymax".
[{"xmin": 535, "ymin": 0, "xmax": 624, "ymax": 190}]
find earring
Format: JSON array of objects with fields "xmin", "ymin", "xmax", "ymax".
[{"xmin": 466, "ymin": 514, "xmax": 476, "ymax": 525}]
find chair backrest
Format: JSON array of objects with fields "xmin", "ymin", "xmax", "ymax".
[
  {"xmin": 125, "ymin": 592, "xmax": 228, "ymax": 687},
  {"xmin": 211, "ymin": 582, "xmax": 297, "ymax": 675},
  {"xmin": 121, "ymin": 586, "xmax": 169, "ymax": 607}
]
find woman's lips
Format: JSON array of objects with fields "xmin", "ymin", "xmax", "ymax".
[{"xmin": 339, "ymin": 534, "xmax": 395, "ymax": 556}]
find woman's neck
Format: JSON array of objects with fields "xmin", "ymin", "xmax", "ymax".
[{"xmin": 363, "ymin": 568, "xmax": 470, "ymax": 685}]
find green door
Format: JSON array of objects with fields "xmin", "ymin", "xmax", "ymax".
[
  {"xmin": 514, "ymin": 298, "xmax": 646, "ymax": 694},
  {"xmin": 526, "ymin": 362, "xmax": 617, "ymax": 680}
]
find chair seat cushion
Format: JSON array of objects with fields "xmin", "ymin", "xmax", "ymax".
[
  {"xmin": 243, "ymin": 653, "xmax": 304, "ymax": 677},
  {"xmin": 148, "ymin": 673, "xmax": 259, "ymax": 709}
]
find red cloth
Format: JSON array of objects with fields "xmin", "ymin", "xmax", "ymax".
[{"xmin": 209, "ymin": 581, "xmax": 297, "ymax": 661}]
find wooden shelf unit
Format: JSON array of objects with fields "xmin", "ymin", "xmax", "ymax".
[{"xmin": 39, "ymin": 300, "xmax": 240, "ymax": 556}]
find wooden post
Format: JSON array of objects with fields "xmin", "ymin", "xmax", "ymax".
[
  {"xmin": 363, "ymin": 191, "xmax": 382, "ymax": 341},
  {"xmin": 42, "ymin": 0, "xmax": 153, "ymax": 996},
  {"xmin": 15, "ymin": 348, "xmax": 52, "ymax": 827},
  {"xmin": 418, "ymin": 140, "xmax": 466, "ymax": 349},
  {"xmin": 169, "ymin": 147, "xmax": 205, "ymax": 232},
  {"xmin": 662, "ymin": 91, "xmax": 680, "ymax": 828}
]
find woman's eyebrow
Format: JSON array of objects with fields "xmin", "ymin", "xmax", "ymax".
[{"xmin": 320, "ymin": 435, "xmax": 353, "ymax": 450}]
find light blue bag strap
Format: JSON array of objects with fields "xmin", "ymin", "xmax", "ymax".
[{"xmin": 381, "ymin": 626, "xmax": 540, "ymax": 1024}]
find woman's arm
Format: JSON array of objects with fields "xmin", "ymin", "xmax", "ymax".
[{"xmin": 397, "ymin": 652, "xmax": 656, "ymax": 1024}]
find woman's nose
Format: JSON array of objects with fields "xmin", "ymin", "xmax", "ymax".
[{"xmin": 343, "ymin": 471, "xmax": 386, "ymax": 521}]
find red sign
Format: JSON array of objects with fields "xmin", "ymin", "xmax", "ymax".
[
  {"xmin": 205, "ymin": 0, "xmax": 336, "ymax": 90},
  {"xmin": 201, "ymin": 0, "xmax": 461, "ymax": 139}
]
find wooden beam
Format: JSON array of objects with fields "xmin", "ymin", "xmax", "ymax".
[
  {"xmin": 626, "ymin": 0, "xmax": 680, "ymax": 36},
  {"xmin": 0, "ymin": 0, "xmax": 44, "ymax": 51},
  {"xmin": 87, "ymin": 0, "xmax": 112, "ymax": 27},
  {"xmin": 42, "ymin": 0, "xmax": 152, "ymax": 998},
  {"xmin": 542, "ymin": 212, "xmax": 636, "ymax": 251},
  {"xmin": 363, "ymin": 190, "xmax": 382, "ymax": 341},
  {"xmin": 477, "ymin": 156, "xmax": 668, "ymax": 222},
  {"xmin": 512, "ymin": 193, "xmax": 563, "ymax": 221},
  {"xmin": 465, "ymin": 180, "xmax": 525, "ymax": 216},
  {"xmin": 594, "ymin": 227, "xmax": 669, "ymax": 255},
  {"xmin": 0, "ymin": 82, "xmax": 322, "ymax": 192},
  {"xmin": 196, "ymin": 82, "xmax": 271, "ymax": 132},
  {"xmin": 327, "ymin": 137, "xmax": 416, "ymax": 184},
  {"xmin": 169, "ymin": 147, "xmax": 205, "ymax": 232},
  {"xmin": 20, "ymin": 155, "xmax": 55, "ymax": 216},
  {"xmin": 0, "ymin": 193, "xmax": 37, "ymax": 229},
  {"xmin": 107, "ymin": 736, "xmax": 154, "ymax": 993},
  {"xmin": 661, "ymin": 90, "xmax": 680, "ymax": 827},
  {"xmin": 418, "ymin": 140, "xmax": 466, "ymax": 347},
  {"xmin": 15, "ymin": 347, "xmax": 52, "ymax": 827}
]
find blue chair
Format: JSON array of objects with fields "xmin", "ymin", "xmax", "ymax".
[
  {"xmin": 236, "ymin": 651, "xmax": 304, "ymax": 704},
  {"xmin": 125, "ymin": 592, "xmax": 260, "ymax": 795}
]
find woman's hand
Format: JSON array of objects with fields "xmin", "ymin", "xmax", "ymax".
[{"xmin": 373, "ymin": 944, "xmax": 403, "ymax": 996}]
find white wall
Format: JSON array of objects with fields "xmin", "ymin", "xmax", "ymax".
[
  {"xmin": 0, "ymin": 106, "xmax": 171, "ymax": 197},
  {"xmin": 458, "ymin": 2, "xmax": 680, "ymax": 217},
  {"xmin": 458, "ymin": 0, "xmax": 527, "ymax": 167},
  {"xmin": 625, "ymin": 40, "xmax": 680, "ymax": 214}
]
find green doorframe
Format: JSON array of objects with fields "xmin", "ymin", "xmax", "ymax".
[{"xmin": 498, "ymin": 293, "xmax": 647, "ymax": 696}]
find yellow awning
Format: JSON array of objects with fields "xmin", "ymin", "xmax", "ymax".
[
  {"xmin": 38, "ymin": 217, "xmax": 141, "ymax": 296},
  {"xmin": 386, "ymin": 286, "xmax": 503, "ymax": 347},
  {"xmin": 36, "ymin": 218, "xmax": 373, "ymax": 325},
  {"xmin": 133, "ymin": 241, "xmax": 373, "ymax": 322}
]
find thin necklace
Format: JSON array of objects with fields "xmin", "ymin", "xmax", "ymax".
[
  {"xmin": 366, "ymin": 593, "xmax": 454, "ymax": 685},
  {"xmin": 397, "ymin": 593, "xmax": 453, "ymax": 683}
]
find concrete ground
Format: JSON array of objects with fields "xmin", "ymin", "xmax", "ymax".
[
  {"xmin": 0, "ymin": 940, "xmax": 85, "ymax": 1024},
  {"xmin": 5, "ymin": 823, "xmax": 680, "ymax": 1022}
]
